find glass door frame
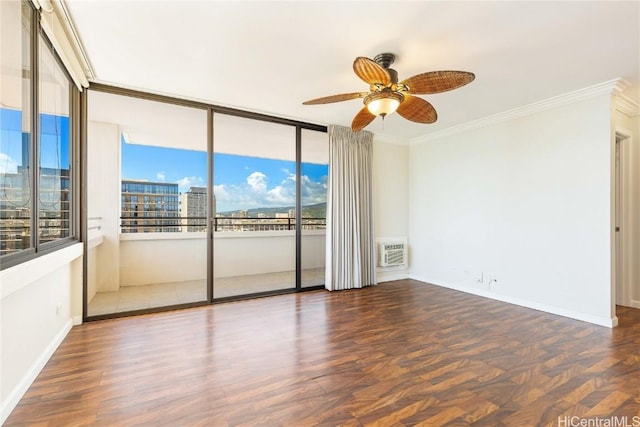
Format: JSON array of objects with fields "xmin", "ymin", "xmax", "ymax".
[
  {"xmin": 81, "ymin": 85, "xmax": 327, "ymax": 321},
  {"xmin": 208, "ymin": 108, "xmax": 327, "ymax": 302}
]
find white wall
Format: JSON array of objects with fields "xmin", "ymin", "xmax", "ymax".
[
  {"xmin": 0, "ymin": 245, "xmax": 82, "ymax": 425},
  {"xmin": 214, "ymin": 232, "xmax": 294, "ymax": 278},
  {"xmin": 372, "ymin": 136, "xmax": 410, "ymax": 282},
  {"xmin": 301, "ymin": 233, "xmax": 326, "ymax": 273},
  {"xmin": 631, "ymin": 115, "xmax": 640, "ymax": 306},
  {"xmin": 87, "ymin": 120, "xmax": 121, "ymax": 292},
  {"xmin": 118, "ymin": 231, "xmax": 326, "ymax": 286},
  {"xmin": 408, "ymin": 93, "xmax": 615, "ymax": 326},
  {"xmin": 120, "ymin": 233, "xmax": 207, "ymax": 285},
  {"xmin": 614, "ymin": 106, "xmax": 640, "ymax": 307}
]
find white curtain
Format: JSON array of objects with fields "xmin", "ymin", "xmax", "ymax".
[{"xmin": 325, "ymin": 125, "xmax": 377, "ymax": 291}]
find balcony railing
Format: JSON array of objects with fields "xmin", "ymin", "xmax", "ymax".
[{"xmin": 120, "ymin": 216, "xmax": 326, "ymax": 233}]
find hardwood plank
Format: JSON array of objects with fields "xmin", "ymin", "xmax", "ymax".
[
  {"xmin": 584, "ymin": 391, "xmax": 631, "ymax": 417},
  {"xmin": 5, "ymin": 280, "xmax": 640, "ymax": 426}
]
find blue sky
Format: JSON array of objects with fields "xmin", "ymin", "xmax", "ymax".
[
  {"xmin": 121, "ymin": 138, "xmax": 328, "ymax": 212},
  {"xmin": 1, "ymin": 108, "xmax": 70, "ymax": 172},
  {"xmin": 1, "ymin": 108, "xmax": 328, "ymax": 213}
]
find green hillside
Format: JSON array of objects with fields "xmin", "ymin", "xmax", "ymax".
[{"xmin": 218, "ymin": 202, "xmax": 326, "ymax": 218}]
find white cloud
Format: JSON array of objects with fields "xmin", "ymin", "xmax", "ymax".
[
  {"xmin": 266, "ymin": 185, "xmax": 294, "ymax": 205},
  {"xmin": 213, "ymin": 184, "xmax": 230, "ymax": 201},
  {"xmin": 177, "ymin": 176, "xmax": 204, "ymax": 193},
  {"xmin": 300, "ymin": 174, "xmax": 328, "ymax": 204},
  {"xmin": 214, "ymin": 171, "xmax": 327, "ymax": 213},
  {"xmin": 156, "ymin": 171, "xmax": 166, "ymax": 182},
  {"xmin": 247, "ymin": 171, "xmax": 267, "ymax": 193},
  {"xmin": 263, "ymin": 173, "xmax": 295, "ymax": 205},
  {"xmin": 0, "ymin": 153, "xmax": 19, "ymax": 174}
]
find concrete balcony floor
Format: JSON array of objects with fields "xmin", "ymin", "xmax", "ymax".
[{"xmin": 88, "ymin": 268, "xmax": 325, "ymax": 316}]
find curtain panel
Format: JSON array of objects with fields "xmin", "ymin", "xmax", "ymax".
[{"xmin": 325, "ymin": 125, "xmax": 377, "ymax": 291}]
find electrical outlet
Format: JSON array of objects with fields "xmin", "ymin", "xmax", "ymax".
[
  {"xmin": 56, "ymin": 305, "xmax": 62, "ymax": 315},
  {"xmin": 476, "ymin": 272, "xmax": 484, "ymax": 284},
  {"xmin": 487, "ymin": 274, "xmax": 498, "ymax": 289}
]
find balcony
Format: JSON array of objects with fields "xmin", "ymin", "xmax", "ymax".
[
  {"xmin": 84, "ymin": 92, "xmax": 330, "ymax": 318},
  {"xmin": 87, "ymin": 217, "xmax": 326, "ymax": 316}
]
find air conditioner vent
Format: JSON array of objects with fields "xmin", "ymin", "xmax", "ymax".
[{"xmin": 378, "ymin": 242, "xmax": 407, "ymax": 267}]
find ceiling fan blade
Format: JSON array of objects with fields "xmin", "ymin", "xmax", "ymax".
[
  {"xmin": 396, "ymin": 94, "xmax": 437, "ymax": 124},
  {"xmin": 351, "ymin": 106, "xmax": 376, "ymax": 131},
  {"xmin": 353, "ymin": 57, "xmax": 391, "ymax": 86},
  {"xmin": 400, "ymin": 71, "xmax": 475, "ymax": 94},
  {"xmin": 303, "ymin": 92, "xmax": 367, "ymax": 105}
]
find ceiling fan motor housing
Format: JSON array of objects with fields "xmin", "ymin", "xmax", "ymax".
[
  {"xmin": 374, "ymin": 53, "xmax": 399, "ymax": 84},
  {"xmin": 373, "ymin": 52, "xmax": 396, "ymax": 68}
]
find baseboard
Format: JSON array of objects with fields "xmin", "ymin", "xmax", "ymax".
[
  {"xmin": 72, "ymin": 315, "xmax": 83, "ymax": 326},
  {"xmin": 629, "ymin": 300, "xmax": 640, "ymax": 309},
  {"xmin": 1, "ymin": 318, "xmax": 73, "ymax": 425},
  {"xmin": 409, "ymin": 275, "xmax": 617, "ymax": 328},
  {"xmin": 611, "ymin": 316, "xmax": 619, "ymax": 327},
  {"xmin": 377, "ymin": 270, "xmax": 410, "ymax": 283}
]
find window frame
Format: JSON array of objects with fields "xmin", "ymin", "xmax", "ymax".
[{"xmin": 0, "ymin": 1, "xmax": 80, "ymax": 270}]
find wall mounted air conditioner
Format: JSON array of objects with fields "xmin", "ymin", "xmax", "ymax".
[{"xmin": 378, "ymin": 242, "xmax": 407, "ymax": 267}]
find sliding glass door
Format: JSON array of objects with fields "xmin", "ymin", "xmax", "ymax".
[
  {"xmin": 86, "ymin": 90, "xmax": 208, "ymax": 317},
  {"xmin": 212, "ymin": 113, "xmax": 298, "ymax": 298},
  {"xmin": 84, "ymin": 86, "xmax": 327, "ymax": 318},
  {"xmin": 300, "ymin": 129, "xmax": 328, "ymax": 288}
]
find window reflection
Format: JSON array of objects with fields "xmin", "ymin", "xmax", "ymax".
[
  {"xmin": 0, "ymin": 1, "xmax": 33, "ymax": 256},
  {"xmin": 38, "ymin": 34, "xmax": 71, "ymax": 243}
]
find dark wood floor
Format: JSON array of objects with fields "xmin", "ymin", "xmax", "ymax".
[{"xmin": 5, "ymin": 280, "xmax": 640, "ymax": 426}]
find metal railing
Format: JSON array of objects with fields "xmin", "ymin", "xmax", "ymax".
[
  {"xmin": 88, "ymin": 216, "xmax": 103, "ymax": 231},
  {"xmin": 120, "ymin": 216, "xmax": 326, "ymax": 233}
]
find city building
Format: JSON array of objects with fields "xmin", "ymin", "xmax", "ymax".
[
  {"xmin": 121, "ymin": 180, "xmax": 179, "ymax": 233},
  {"xmin": 0, "ymin": 167, "xmax": 70, "ymax": 255},
  {"xmin": 180, "ymin": 186, "xmax": 207, "ymax": 232}
]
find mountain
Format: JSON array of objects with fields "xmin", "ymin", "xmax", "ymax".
[{"xmin": 218, "ymin": 202, "xmax": 326, "ymax": 218}]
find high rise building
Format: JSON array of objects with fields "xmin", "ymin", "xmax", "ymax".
[
  {"xmin": 0, "ymin": 166, "xmax": 70, "ymax": 255},
  {"xmin": 121, "ymin": 180, "xmax": 179, "ymax": 233},
  {"xmin": 180, "ymin": 186, "xmax": 207, "ymax": 232}
]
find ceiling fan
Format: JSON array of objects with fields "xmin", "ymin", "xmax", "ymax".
[{"xmin": 302, "ymin": 53, "xmax": 475, "ymax": 132}]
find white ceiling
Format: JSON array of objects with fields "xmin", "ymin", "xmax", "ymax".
[{"xmin": 65, "ymin": 0, "xmax": 640, "ymax": 141}]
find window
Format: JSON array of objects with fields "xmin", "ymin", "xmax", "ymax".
[
  {"xmin": 0, "ymin": 1, "xmax": 78, "ymax": 268},
  {"xmin": 38, "ymin": 33, "xmax": 72, "ymax": 244},
  {"xmin": 211, "ymin": 152, "xmax": 327, "ymax": 233},
  {"xmin": 0, "ymin": 1, "xmax": 33, "ymax": 258},
  {"xmin": 119, "ymin": 112, "xmax": 207, "ymax": 234}
]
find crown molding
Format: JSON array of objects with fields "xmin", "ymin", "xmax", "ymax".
[
  {"xmin": 55, "ymin": 0, "xmax": 96, "ymax": 79},
  {"xmin": 614, "ymin": 93, "xmax": 640, "ymax": 117},
  {"xmin": 411, "ymin": 79, "xmax": 629, "ymax": 145}
]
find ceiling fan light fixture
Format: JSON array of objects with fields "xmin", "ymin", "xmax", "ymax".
[
  {"xmin": 302, "ymin": 53, "xmax": 475, "ymax": 131},
  {"xmin": 365, "ymin": 91, "xmax": 404, "ymax": 117}
]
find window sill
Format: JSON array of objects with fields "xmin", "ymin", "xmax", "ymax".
[{"xmin": 0, "ymin": 243, "xmax": 83, "ymax": 300}]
